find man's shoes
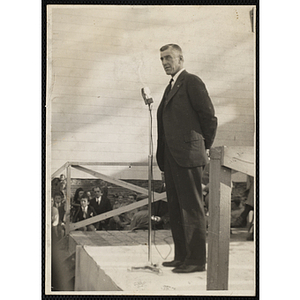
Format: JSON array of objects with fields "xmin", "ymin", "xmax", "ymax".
[
  {"xmin": 162, "ymin": 260, "xmax": 183, "ymax": 268},
  {"xmin": 172, "ymin": 264, "xmax": 206, "ymax": 273}
]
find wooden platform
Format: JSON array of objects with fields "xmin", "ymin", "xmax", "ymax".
[
  {"xmin": 61, "ymin": 229, "xmax": 256, "ymax": 295},
  {"xmin": 69, "ymin": 230, "xmax": 172, "ymax": 250}
]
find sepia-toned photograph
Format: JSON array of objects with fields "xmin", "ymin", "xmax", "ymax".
[{"xmin": 45, "ymin": 4, "xmax": 257, "ymax": 296}]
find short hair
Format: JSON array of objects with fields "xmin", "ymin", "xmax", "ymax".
[
  {"xmin": 128, "ymin": 193, "xmax": 137, "ymax": 200},
  {"xmin": 160, "ymin": 44, "xmax": 183, "ymax": 55},
  {"xmin": 53, "ymin": 191, "xmax": 63, "ymax": 199},
  {"xmin": 93, "ymin": 186, "xmax": 102, "ymax": 192}
]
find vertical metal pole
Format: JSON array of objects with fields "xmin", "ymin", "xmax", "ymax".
[{"xmin": 147, "ymin": 104, "xmax": 153, "ymax": 264}]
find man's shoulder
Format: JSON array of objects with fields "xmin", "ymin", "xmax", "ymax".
[
  {"xmin": 88, "ymin": 205, "xmax": 96, "ymax": 213},
  {"xmin": 183, "ymin": 71, "xmax": 206, "ymax": 88},
  {"xmin": 102, "ymin": 195, "xmax": 110, "ymax": 202},
  {"xmin": 89, "ymin": 198, "xmax": 97, "ymax": 205},
  {"xmin": 184, "ymin": 71, "xmax": 201, "ymax": 81}
]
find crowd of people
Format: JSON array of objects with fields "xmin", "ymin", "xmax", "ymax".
[
  {"xmin": 51, "ymin": 175, "xmax": 170, "ymax": 242},
  {"xmin": 51, "ymin": 170, "xmax": 254, "ymax": 244}
]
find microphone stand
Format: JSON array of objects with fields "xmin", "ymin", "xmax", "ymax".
[{"xmin": 128, "ymin": 99, "xmax": 162, "ymax": 275}]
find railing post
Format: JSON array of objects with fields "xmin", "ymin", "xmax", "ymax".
[
  {"xmin": 65, "ymin": 163, "xmax": 71, "ymax": 235},
  {"xmin": 207, "ymin": 147, "xmax": 232, "ymax": 290}
]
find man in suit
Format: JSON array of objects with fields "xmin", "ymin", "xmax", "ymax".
[
  {"xmin": 89, "ymin": 185, "xmax": 112, "ymax": 230},
  {"xmin": 156, "ymin": 44, "xmax": 217, "ymax": 273},
  {"xmin": 73, "ymin": 192, "xmax": 97, "ymax": 231}
]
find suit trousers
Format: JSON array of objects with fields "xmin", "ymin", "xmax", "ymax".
[{"xmin": 164, "ymin": 144, "xmax": 206, "ymax": 266}]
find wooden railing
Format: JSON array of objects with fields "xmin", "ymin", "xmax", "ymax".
[
  {"xmin": 207, "ymin": 146, "xmax": 255, "ymax": 290},
  {"xmin": 51, "ymin": 162, "xmax": 166, "ymax": 233}
]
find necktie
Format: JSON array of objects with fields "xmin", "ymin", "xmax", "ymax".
[
  {"xmin": 163, "ymin": 78, "xmax": 174, "ymax": 109},
  {"xmin": 83, "ymin": 207, "xmax": 87, "ymax": 219},
  {"xmin": 165, "ymin": 78, "xmax": 174, "ymax": 97}
]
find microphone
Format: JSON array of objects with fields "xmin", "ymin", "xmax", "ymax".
[{"xmin": 141, "ymin": 87, "xmax": 153, "ymax": 105}]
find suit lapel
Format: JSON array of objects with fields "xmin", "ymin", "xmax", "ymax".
[{"xmin": 164, "ymin": 71, "xmax": 186, "ymax": 108}]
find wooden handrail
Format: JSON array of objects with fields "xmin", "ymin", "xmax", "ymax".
[{"xmin": 221, "ymin": 146, "xmax": 254, "ymax": 177}]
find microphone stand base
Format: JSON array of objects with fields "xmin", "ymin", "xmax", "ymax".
[{"xmin": 128, "ymin": 263, "xmax": 163, "ymax": 275}]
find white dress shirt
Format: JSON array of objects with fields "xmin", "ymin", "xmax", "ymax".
[
  {"xmin": 96, "ymin": 196, "xmax": 102, "ymax": 205},
  {"xmin": 171, "ymin": 68, "xmax": 185, "ymax": 88}
]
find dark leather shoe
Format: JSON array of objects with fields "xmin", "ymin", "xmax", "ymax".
[
  {"xmin": 162, "ymin": 260, "xmax": 183, "ymax": 268},
  {"xmin": 172, "ymin": 264, "xmax": 206, "ymax": 273}
]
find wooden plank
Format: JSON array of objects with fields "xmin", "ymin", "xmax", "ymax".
[
  {"xmin": 84, "ymin": 231, "xmax": 111, "ymax": 246},
  {"xmin": 69, "ymin": 192, "xmax": 167, "ymax": 231},
  {"xmin": 222, "ymin": 146, "xmax": 254, "ymax": 177},
  {"xmin": 65, "ymin": 164, "xmax": 72, "ymax": 234},
  {"xmin": 122, "ymin": 231, "xmax": 144, "ymax": 246},
  {"xmin": 71, "ymin": 164, "xmax": 163, "ymax": 197},
  {"xmin": 207, "ymin": 147, "xmax": 232, "ymax": 290},
  {"xmin": 51, "ymin": 162, "xmax": 69, "ymax": 179},
  {"xmin": 74, "ymin": 245, "xmax": 83, "ymax": 291}
]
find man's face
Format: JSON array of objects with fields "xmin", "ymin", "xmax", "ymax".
[
  {"xmin": 80, "ymin": 198, "xmax": 89, "ymax": 208},
  {"xmin": 94, "ymin": 188, "xmax": 102, "ymax": 198},
  {"xmin": 128, "ymin": 196, "xmax": 135, "ymax": 202},
  {"xmin": 113, "ymin": 200, "xmax": 120, "ymax": 209},
  {"xmin": 160, "ymin": 47, "xmax": 183, "ymax": 76}
]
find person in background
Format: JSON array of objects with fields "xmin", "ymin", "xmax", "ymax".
[
  {"xmin": 72, "ymin": 188, "xmax": 84, "ymax": 206},
  {"xmin": 129, "ymin": 204, "xmax": 149, "ymax": 231},
  {"xmin": 89, "ymin": 185, "xmax": 112, "ymax": 230},
  {"xmin": 109, "ymin": 195, "xmax": 127, "ymax": 230},
  {"xmin": 124, "ymin": 193, "xmax": 138, "ymax": 224},
  {"xmin": 51, "ymin": 197, "xmax": 59, "ymax": 241},
  {"xmin": 73, "ymin": 192, "xmax": 97, "ymax": 231},
  {"xmin": 231, "ymin": 176, "xmax": 254, "ymax": 240},
  {"xmin": 109, "ymin": 194, "xmax": 136, "ymax": 230},
  {"xmin": 58, "ymin": 174, "xmax": 67, "ymax": 200},
  {"xmin": 53, "ymin": 192, "xmax": 65, "ymax": 239},
  {"xmin": 152, "ymin": 172, "xmax": 169, "ymax": 229},
  {"xmin": 86, "ymin": 191, "xmax": 92, "ymax": 202}
]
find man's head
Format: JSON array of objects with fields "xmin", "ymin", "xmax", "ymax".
[
  {"xmin": 54, "ymin": 192, "xmax": 62, "ymax": 207},
  {"xmin": 80, "ymin": 192, "xmax": 89, "ymax": 208},
  {"xmin": 93, "ymin": 186, "xmax": 103, "ymax": 198},
  {"xmin": 160, "ymin": 44, "xmax": 184, "ymax": 76},
  {"xmin": 117, "ymin": 194, "xmax": 124, "ymax": 201},
  {"xmin": 128, "ymin": 193, "xmax": 137, "ymax": 203},
  {"xmin": 86, "ymin": 191, "xmax": 92, "ymax": 200}
]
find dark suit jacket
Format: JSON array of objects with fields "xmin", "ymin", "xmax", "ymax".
[
  {"xmin": 89, "ymin": 196, "xmax": 112, "ymax": 229},
  {"xmin": 73, "ymin": 205, "xmax": 97, "ymax": 223},
  {"xmin": 89, "ymin": 196, "xmax": 112, "ymax": 215},
  {"xmin": 156, "ymin": 70, "xmax": 217, "ymax": 171}
]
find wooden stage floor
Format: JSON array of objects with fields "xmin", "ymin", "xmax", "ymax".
[
  {"xmin": 63, "ymin": 228, "xmax": 256, "ymax": 296},
  {"xmin": 70, "ymin": 229, "xmax": 173, "ymax": 248}
]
